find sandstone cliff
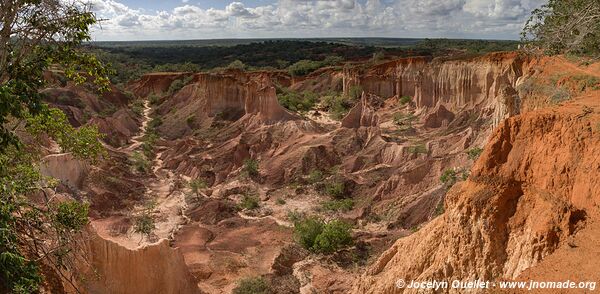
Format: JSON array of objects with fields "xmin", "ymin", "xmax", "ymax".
[
  {"xmin": 353, "ymin": 92, "xmax": 600, "ymax": 293},
  {"xmin": 69, "ymin": 229, "xmax": 201, "ymax": 294}
]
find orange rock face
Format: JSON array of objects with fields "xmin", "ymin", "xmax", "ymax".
[
  {"xmin": 343, "ymin": 53, "xmax": 528, "ymax": 115},
  {"xmin": 353, "ymin": 83, "xmax": 600, "ymax": 293},
  {"xmin": 69, "ymin": 230, "xmax": 201, "ymax": 294}
]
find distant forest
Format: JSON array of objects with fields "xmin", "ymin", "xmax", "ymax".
[{"xmin": 91, "ymin": 38, "xmax": 518, "ymax": 85}]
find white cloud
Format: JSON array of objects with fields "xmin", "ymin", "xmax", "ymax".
[{"xmin": 89, "ymin": 0, "xmax": 548, "ymax": 41}]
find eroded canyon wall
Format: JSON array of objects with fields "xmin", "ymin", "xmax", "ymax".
[
  {"xmin": 343, "ymin": 53, "xmax": 527, "ymax": 120},
  {"xmin": 353, "ymin": 94, "xmax": 600, "ymax": 293}
]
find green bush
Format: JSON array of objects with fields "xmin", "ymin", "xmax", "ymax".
[
  {"xmin": 233, "ymin": 277, "xmax": 272, "ymax": 294},
  {"xmin": 227, "ymin": 60, "xmax": 247, "ymax": 70},
  {"xmin": 130, "ymin": 151, "xmax": 150, "ymax": 173},
  {"xmin": 131, "ymin": 100, "xmax": 145, "ymax": 116},
  {"xmin": 393, "ymin": 112, "xmax": 415, "ymax": 126},
  {"xmin": 133, "ymin": 213, "xmax": 155, "ymax": 238},
  {"xmin": 308, "ymin": 169, "xmax": 324, "ymax": 184},
  {"xmin": 440, "ymin": 169, "xmax": 458, "ymax": 186},
  {"xmin": 294, "ymin": 217, "xmax": 353, "ymax": 254},
  {"xmin": 322, "ymin": 94, "xmax": 355, "ymax": 120},
  {"xmin": 148, "ymin": 94, "xmax": 160, "ymax": 105},
  {"xmin": 277, "ymin": 89, "xmax": 318, "ymax": 112},
  {"xmin": 238, "ymin": 193, "xmax": 260, "ymax": 210},
  {"xmin": 276, "ymin": 198, "xmax": 286, "ymax": 205},
  {"xmin": 466, "ymin": 147, "xmax": 483, "ymax": 160},
  {"xmin": 168, "ymin": 76, "xmax": 193, "ymax": 95},
  {"xmin": 186, "ymin": 115, "xmax": 195, "ymax": 127},
  {"xmin": 189, "ymin": 178, "xmax": 207, "ymax": 195},
  {"xmin": 324, "ymin": 179, "xmax": 345, "ymax": 199},
  {"xmin": 399, "ymin": 95, "xmax": 412, "ymax": 105},
  {"xmin": 321, "ymin": 199, "xmax": 354, "ymax": 212},
  {"xmin": 243, "ymin": 159, "xmax": 259, "ymax": 177},
  {"xmin": 348, "ymin": 85, "xmax": 363, "ymax": 101},
  {"xmin": 287, "ymin": 56, "xmax": 343, "ymax": 77},
  {"xmin": 372, "ymin": 51, "xmax": 385, "ymax": 63},
  {"xmin": 407, "ymin": 144, "xmax": 427, "ymax": 154},
  {"xmin": 52, "ymin": 201, "xmax": 89, "ymax": 232},
  {"xmin": 148, "ymin": 117, "xmax": 163, "ymax": 130},
  {"xmin": 313, "ymin": 220, "xmax": 353, "ymax": 254}
]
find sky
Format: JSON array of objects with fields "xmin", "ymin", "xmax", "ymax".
[{"xmin": 89, "ymin": 0, "xmax": 548, "ymax": 41}]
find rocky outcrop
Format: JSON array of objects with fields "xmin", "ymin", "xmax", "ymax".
[
  {"xmin": 353, "ymin": 95, "xmax": 600, "ymax": 293},
  {"xmin": 341, "ymin": 93, "xmax": 380, "ymax": 128},
  {"xmin": 71, "ymin": 229, "xmax": 201, "ymax": 294},
  {"xmin": 343, "ymin": 53, "xmax": 528, "ymax": 115},
  {"xmin": 154, "ymin": 71, "xmax": 299, "ymax": 139},
  {"xmin": 40, "ymin": 153, "xmax": 89, "ymax": 189},
  {"xmin": 128, "ymin": 72, "xmax": 191, "ymax": 97}
]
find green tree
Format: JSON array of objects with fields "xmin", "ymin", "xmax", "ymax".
[
  {"xmin": 0, "ymin": 1, "xmax": 109, "ymax": 292},
  {"xmin": 521, "ymin": 0, "xmax": 600, "ymax": 57}
]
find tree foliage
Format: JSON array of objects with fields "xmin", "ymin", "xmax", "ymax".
[
  {"xmin": 521, "ymin": 0, "xmax": 600, "ymax": 57},
  {"xmin": 0, "ymin": 1, "xmax": 109, "ymax": 292}
]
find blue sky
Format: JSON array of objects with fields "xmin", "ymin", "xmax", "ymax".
[{"xmin": 90, "ymin": 0, "xmax": 548, "ymax": 41}]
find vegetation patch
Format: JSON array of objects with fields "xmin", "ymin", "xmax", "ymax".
[
  {"xmin": 308, "ymin": 169, "xmax": 324, "ymax": 184},
  {"xmin": 288, "ymin": 56, "xmax": 343, "ymax": 76},
  {"xmin": 134, "ymin": 212, "xmax": 156, "ymax": 241},
  {"xmin": 294, "ymin": 217, "xmax": 353, "ymax": 254},
  {"xmin": 242, "ymin": 159, "xmax": 260, "ymax": 178},
  {"xmin": 321, "ymin": 199, "xmax": 355, "ymax": 212},
  {"xmin": 277, "ymin": 87, "xmax": 319, "ymax": 112},
  {"xmin": 130, "ymin": 151, "xmax": 151, "ymax": 174},
  {"xmin": 189, "ymin": 178, "xmax": 207, "ymax": 196},
  {"xmin": 399, "ymin": 95, "xmax": 412, "ymax": 105},
  {"xmin": 233, "ymin": 276, "xmax": 272, "ymax": 294},
  {"xmin": 466, "ymin": 147, "xmax": 483, "ymax": 160},
  {"xmin": 238, "ymin": 193, "xmax": 260, "ymax": 210},
  {"xmin": 407, "ymin": 144, "xmax": 428, "ymax": 155}
]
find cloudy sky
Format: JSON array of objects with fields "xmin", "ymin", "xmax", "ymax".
[{"xmin": 89, "ymin": 0, "xmax": 547, "ymax": 41}]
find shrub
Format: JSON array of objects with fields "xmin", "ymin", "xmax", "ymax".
[
  {"xmin": 98, "ymin": 104, "xmax": 117, "ymax": 118},
  {"xmin": 348, "ymin": 85, "xmax": 363, "ymax": 101},
  {"xmin": 407, "ymin": 144, "xmax": 427, "ymax": 154},
  {"xmin": 52, "ymin": 201, "xmax": 89, "ymax": 232},
  {"xmin": 312, "ymin": 220, "xmax": 353, "ymax": 254},
  {"xmin": 322, "ymin": 94, "xmax": 355, "ymax": 119},
  {"xmin": 133, "ymin": 213, "xmax": 155, "ymax": 238},
  {"xmin": 466, "ymin": 147, "xmax": 483, "ymax": 160},
  {"xmin": 308, "ymin": 169, "xmax": 324, "ymax": 184},
  {"xmin": 440, "ymin": 169, "xmax": 458, "ymax": 186},
  {"xmin": 572, "ymin": 74, "xmax": 600, "ymax": 91},
  {"xmin": 148, "ymin": 94, "xmax": 160, "ymax": 105},
  {"xmin": 288, "ymin": 60, "xmax": 322, "ymax": 77},
  {"xmin": 238, "ymin": 193, "xmax": 260, "ymax": 210},
  {"xmin": 293, "ymin": 217, "xmax": 353, "ymax": 254},
  {"xmin": 324, "ymin": 178, "xmax": 345, "ymax": 199},
  {"xmin": 189, "ymin": 178, "xmax": 207, "ymax": 195},
  {"xmin": 130, "ymin": 151, "xmax": 150, "ymax": 173},
  {"xmin": 227, "ymin": 59, "xmax": 247, "ymax": 70},
  {"xmin": 186, "ymin": 115, "xmax": 195, "ymax": 128},
  {"xmin": 276, "ymin": 198, "xmax": 286, "ymax": 205},
  {"xmin": 243, "ymin": 159, "xmax": 259, "ymax": 177},
  {"xmin": 393, "ymin": 112, "xmax": 415, "ymax": 126},
  {"xmin": 131, "ymin": 100, "xmax": 145, "ymax": 116},
  {"xmin": 148, "ymin": 117, "xmax": 163, "ymax": 130},
  {"xmin": 372, "ymin": 51, "xmax": 385, "ymax": 63},
  {"xmin": 277, "ymin": 89, "xmax": 318, "ymax": 112},
  {"xmin": 399, "ymin": 95, "xmax": 412, "ymax": 105},
  {"xmin": 321, "ymin": 199, "xmax": 354, "ymax": 212},
  {"xmin": 550, "ymin": 87, "xmax": 571, "ymax": 103},
  {"xmin": 233, "ymin": 277, "xmax": 272, "ymax": 294}
]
